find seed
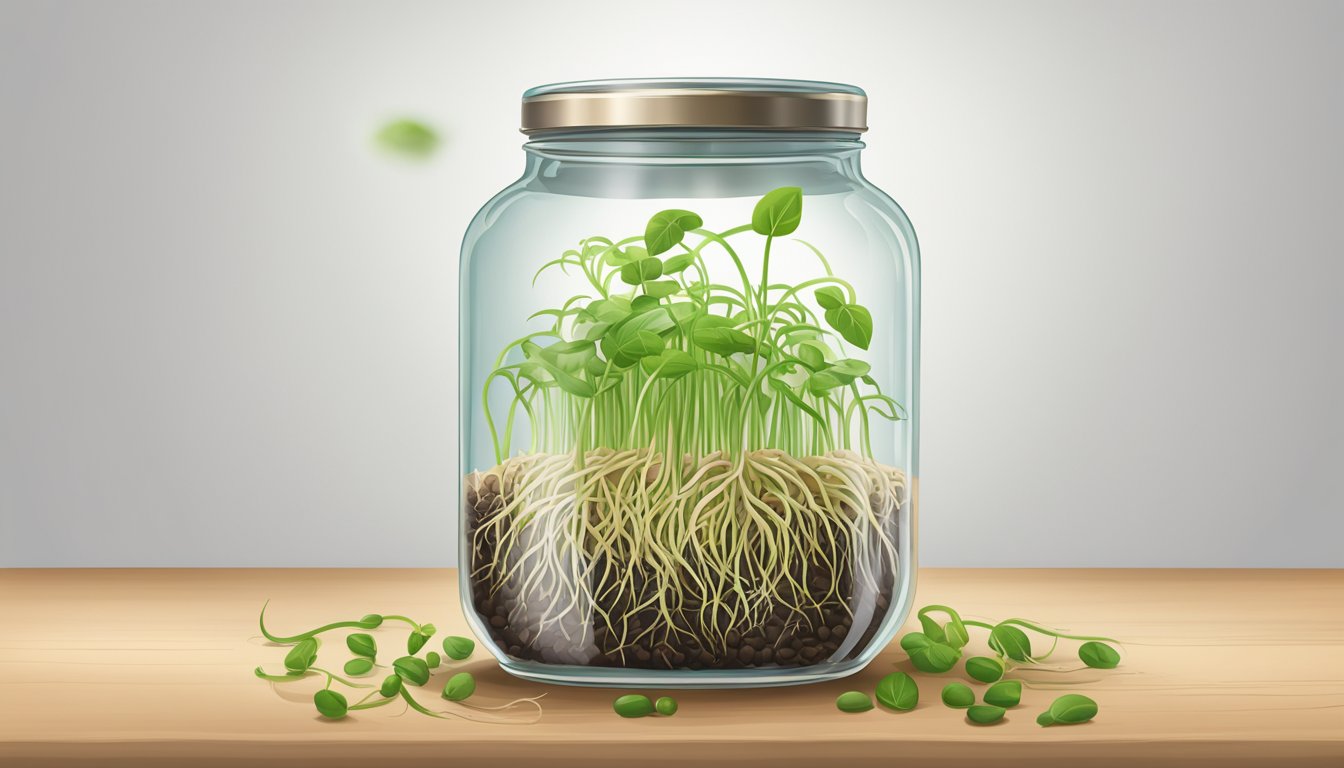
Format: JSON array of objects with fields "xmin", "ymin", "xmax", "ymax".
[
  {"xmin": 836, "ymin": 691, "xmax": 874, "ymax": 713},
  {"xmin": 613, "ymin": 694, "xmax": 655, "ymax": 718},
  {"xmin": 940, "ymin": 682, "xmax": 975, "ymax": 709},
  {"xmin": 967, "ymin": 705, "xmax": 1006, "ymax": 725}
]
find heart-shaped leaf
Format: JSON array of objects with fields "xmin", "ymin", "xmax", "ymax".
[
  {"xmin": 824, "ymin": 304, "xmax": 873, "ymax": 350},
  {"xmin": 815, "ymin": 286, "xmax": 845, "ymax": 310},
  {"xmin": 900, "ymin": 632, "xmax": 961, "ymax": 673},
  {"xmin": 620, "ymin": 257, "xmax": 664, "ymax": 285},
  {"xmin": 751, "ymin": 186, "xmax": 803, "ymax": 237},
  {"xmin": 645, "ymin": 209, "xmax": 703, "ymax": 256},
  {"xmin": 875, "ymin": 671, "xmax": 919, "ymax": 711}
]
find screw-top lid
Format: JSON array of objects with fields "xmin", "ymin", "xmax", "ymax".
[{"xmin": 521, "ymin": 78, "xmax": 868, "ymax": 136}]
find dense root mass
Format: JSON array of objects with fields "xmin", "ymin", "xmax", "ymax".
[{"xmin": 467, "ymin": 448, "xmax": 904, "ymax": 670}]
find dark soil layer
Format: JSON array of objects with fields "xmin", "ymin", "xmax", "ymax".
[{"xmin": 466, "ymin": 476, "xmax": 899, "ymax": 671}]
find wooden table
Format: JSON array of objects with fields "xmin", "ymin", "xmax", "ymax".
[{"xmin": 1, "ymin": 569, "xmax": 1340, "ymax": 766}]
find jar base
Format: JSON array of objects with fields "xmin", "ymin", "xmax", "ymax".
[{"xmin": 493, "ymin": 654, "xmax": 873, "ymax": 689}]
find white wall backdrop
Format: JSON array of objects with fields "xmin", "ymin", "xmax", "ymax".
[{"xmin": 2, "ymin": 0, "xmax": 1340, "ymax": 567}]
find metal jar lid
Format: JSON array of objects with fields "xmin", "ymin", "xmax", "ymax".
[{"xmin": 521, "ymin": 78, "xmax": 868, "ymax": 135}]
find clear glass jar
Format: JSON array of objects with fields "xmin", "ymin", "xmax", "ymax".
[{"xmin": 459, "ymin": 79, "xmax": 919, "ymax": 687}]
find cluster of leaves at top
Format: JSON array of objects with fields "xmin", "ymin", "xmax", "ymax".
[
  {"xmin": 483, "ymin": 186, "xmax": 903, "ymax": 463},
  {"xmin": 252, "ymin": 602, "xmax": 506, "ymax": 721},
  {"xmin": 834, "ymin": 605, "xmax": 1118, "ymax": 727}
]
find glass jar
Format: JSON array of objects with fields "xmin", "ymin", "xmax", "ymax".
[{"xmin": 459, "ymin": 79, "xmax": 919, "ymax": 687}]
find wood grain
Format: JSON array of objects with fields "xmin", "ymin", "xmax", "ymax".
[{"xmin": 0, "ymin": 568, "xmax": 1340, "ymax": 766}]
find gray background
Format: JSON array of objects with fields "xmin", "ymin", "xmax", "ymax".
[{"xmin": 2, "ymin": 0, "xmax": 1340, "ymax": 567}]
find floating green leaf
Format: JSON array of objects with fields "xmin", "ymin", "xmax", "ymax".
[
  {"xmin": 314, "ymin": 688, "xmax": 349, "ymax": 719},
  {"xmin": 613, "ymin": 694, "xmax": 655, "ymax": 718},
  {"xmin": 752, "ymin": 186, "xmax": 803, "ymax": 237},
  {"xmin": 346, "ymin": 633, "xmax": 376, "ymax": 659},
  {"xmin": 941, "ymin": 683, "xmax": 975, "ymax": 709},
  {"xmin": 965, "ymin": 656, "xmax": 1005, "ymax": 683},
  {"xmin": 1039, "ymin": 694, "xmax": 1097, "ymax": 726},
  {"xmin": 835, "ymin": 691, "xmax": 874, "ymax": 713},
  {"xmin": 1079, "ymin": 641, "xmax": 1121, "ymax": 669},
  {"xmin": 645, "ymin": 210, "xmax": 703, "ymax": 256},
  {"xmin": 375, "ymin": 119, "xmax": 439, "ymax": 157},
  {"xmin": 967, "ymin": 704, "xmax": 1006, "ymax": 725},
  {"xmin": 875, "ymin": 671, "xmax": 919, "ymax": 711},
  {"xmin": 442, "ymin": 672, "xmax": 475, "ymax": 701},
  {"xmin": 393, "ymin": 656, "xmax": 430, "ymax": 686},
  {"xmin": 442, "ymin": 636, "xmax": 475, "ymax": 660},
  {"xmin": 900, "ymin": 632, "xmax": 961, "ymax": 673}
]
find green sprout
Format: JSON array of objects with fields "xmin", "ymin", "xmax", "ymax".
[{"xmin": 469, "ymin": 187, "xmax": 909, "ymax": 664}]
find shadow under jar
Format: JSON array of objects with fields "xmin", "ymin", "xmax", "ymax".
[{"xmin": 459, "ymin": 79, "xmax": 920, "ymax": 687}]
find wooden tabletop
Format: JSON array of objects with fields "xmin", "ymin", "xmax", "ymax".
[{"xmin": 1, "ymin": 568, "xmax": 1340, "ymax": 767}]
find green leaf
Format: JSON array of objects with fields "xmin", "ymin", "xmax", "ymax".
[
  {"xmin": 691, "ymin": 324, "xmax": 755, "ymax": 356},
  {"xmin": 538, "ymin": 360, "xmax": 596, "ymax": 398},
  {"xmin": 393, "ymin": 656, "xmax": 430, "ymax": 686},
  {"xmin": 835, "ymin": 691, "xmax": 874, "ymax": 713},
  {"xmin": 359, "ymin": 614, "xmax": 383, "ymax": 628},
  {"xmin": 965, "ymin": 656, "xmax": 1005, "ymax": 683},
  {"xmin": 796, "ymin": 342, "xmax": 825, "ymax": 370},
  {"xmin": 613, "ymin": 694, "xmax": 655, "ymax": 718},
  {"xmin": 815, "ymin": 286, "xmax": 845, "ymax": 310},
  {"xmin": 380, "ymin": 674, "xmax": 403, "ymax": 698},
  {"xmin": 824, "ymin": 304, "xmax": 873, "ymax": 350},
  {"xmin": 984, "ymin": 680, "xmax": 1022, "ymax": 708},
  {"xmin": 313, "ymin": 688, "xmax": 349, "ymax": 719},
  {"xmin": 343, "ymin": 657, "xmax": 374, "ymax": 676},
  {"xmin": 620, "ymin": 257, "xmax": 664, "ymax": 285},
  {"xmin": 828, "ymin": 358, "xmax": 872, "ymax": 380},
  {"xmin": 587, "ymin": 297, "xmax": 632, "ymax": 323},
  {"xmin": 941, "ymin": 683, "xmax": 975, "ymax": 709},
  {"xmin": 425, "ymin": 651, "xmax": 441, "ymax": 668},
  {"xmin": 407, "ymin": 631, "xmax": 430, "ymax": 655},
  {"xmin": 630, "ymin": 295, "xmax": 660, "ymax": 314},
  {"xmin": 989, "ymin": 624, "xmax": 1033, "ymax": 661},
  {"xmin": 375, "ymin": 119, "xmax": 438, "ymax": 157},
  {"xmin": 608, "ymin": 329, "xmax": 665, "ymax": 366},
  {"xmin": 899, "ymin": 632, "xmax": 961, "ymax": 673},
  {"xmin": 1079, "ymin": 641, "xmax": 1121, "ymax": 669},
  {"xmin": 943, "ymin": 620, "xmax": 970, "ymax": 650},
  {"xmin": 967, "ymin": 704, "xmax": 1006, "ymax": 725},
  {"xmin": 644, "ymin": 209, "xmax": 703, "ymax": 256},
  {"xmin": 602, "ymin": 247, "xmax": 633, "ymax": 267},
  {"xmin": 751, "ymin": 186, "xmax": 803, "ymax": 237},
  {"xmin": 641, "ymin": 349, "xmax": 698, "ymax": 380},
  {"xmin": 875, "ymin": 671, "xmax": 919, "ymax": 711},
  {"xmin": 442, "ymin": 672, "xmax": 475, "ymax": 701},
  {"xmin": 283, "ymin": 638, "xmax": 319, "ymax": 673},
  {"xmin": 918, "ymin": 614, "xmax": 947, "ymax": 644},
  {"xmin": 642, "ymin": 279, "xmax": 681, "ymax": 299},
  {"xmin": 806, "ymin": 370, "xmax": 846, "ymax": 395},
  {"xmin": 442, "ymin": 636, "xmax": 475, "ymax": 660},
  {"xmin": 1041, "ymin": 694, "xmax": 1097, "ymax": 726},
  {"xmin": 1036, "ymin": 711, "xmax": 1056, "ymax": 726},
  {"xmin": 345, "ymin": 633, "xmax": 376, "ymax": 659},
  {"xmin": 662, "ymin": 252, "xmax": 695, "ymax": 273},
  {"xmin": 539, "ymin": 339, "xmax": 596, "ymax": 372}
]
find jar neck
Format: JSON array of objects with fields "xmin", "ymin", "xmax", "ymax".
[{"xmin": 523, "ymin": 129, "xmax": 865, "ymax": 163}]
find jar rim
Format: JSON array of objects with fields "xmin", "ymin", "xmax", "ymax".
[{"xmin": 521, "ymin": 78, "xmax": 868, "ymax": 136}]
